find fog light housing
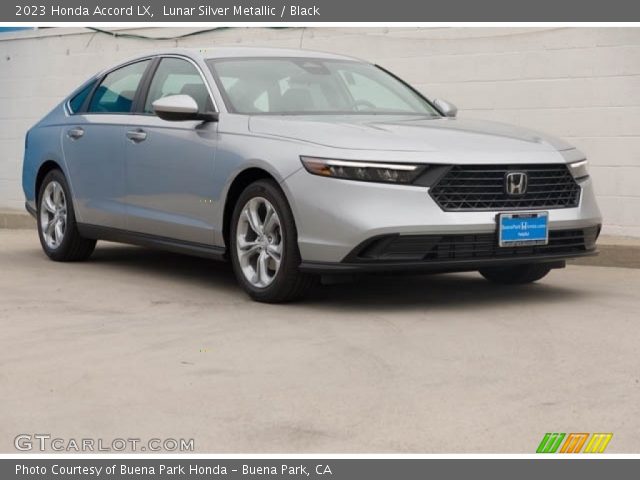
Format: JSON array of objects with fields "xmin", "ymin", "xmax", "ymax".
[{"xmin": 568, "ymin": 159, "xmax": 589, "ymax": 180}]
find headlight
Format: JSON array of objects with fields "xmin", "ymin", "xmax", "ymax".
[
  {"xmin": 300, "ymin": 156, "xmax": 426, "ymax": 184},
  {"xmin": 568, "ymin": 159, "xmax": 589, "ymax": 180}
]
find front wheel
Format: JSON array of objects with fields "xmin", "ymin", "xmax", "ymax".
[
  {"xmin": 479, "ymin": 263, "xmax": 553, "ymax": 285},
  {"xmin": 230, "ymin": 179, "xmax": 315, "ymax": 303}
]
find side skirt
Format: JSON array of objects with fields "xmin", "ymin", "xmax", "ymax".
[
  {"xmin": 25, "ymin": 201, "xmax": 37, "ymax": 218},
  {"xmin": 77, "ymin": 224, "xmax": 226, "ymax": 261}
]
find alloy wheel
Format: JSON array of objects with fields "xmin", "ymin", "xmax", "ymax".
[
  {"xmin": 236, "ymin": 196, "xmax": 283, "ymax": 288},
  {"xmin": 39, "ymin": 180, "xmax": 67, "ymax": 249}
]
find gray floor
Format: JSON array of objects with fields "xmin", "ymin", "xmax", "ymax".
[{"xmin": 1, "ymin": 229, "xmax": 638, "ymax": 453}]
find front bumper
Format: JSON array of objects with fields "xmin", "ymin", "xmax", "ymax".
[
  {"xmin": 283, "ymin": 168, "xmax": 602, "ymax": 266},
  {"xmin": 299, "ymin": 226, "xmax": 599, "ymax": 274}
]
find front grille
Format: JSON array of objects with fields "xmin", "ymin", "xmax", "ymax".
[
  {"xmin": 429, "ymin": 164, "xmax": 581, "ymax": 211},
  {"xmin": 354, "ymin": 227, "xmax": 599, "ymax": 262}
]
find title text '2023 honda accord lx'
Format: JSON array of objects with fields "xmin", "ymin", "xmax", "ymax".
[{"xmin": 22, "ymin": 47, "xmax": 602, "ymax": 302}]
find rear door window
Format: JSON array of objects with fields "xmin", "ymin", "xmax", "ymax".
[{"xmin": 88, "ymin": 60, "xmax": 150, "ymax": 114}]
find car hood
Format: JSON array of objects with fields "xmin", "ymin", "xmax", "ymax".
[{"xmin": 248, "ymin": 115, "xmax": 574, "ymax": 153}]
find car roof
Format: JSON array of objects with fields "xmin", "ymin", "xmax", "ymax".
[
  {"xmin": 93, "ymin": 47, "xmax": 366, "ymax": 82},
  {"xmin": 146, "ymin": 46, "xmax": 363, "ymax": 62}
]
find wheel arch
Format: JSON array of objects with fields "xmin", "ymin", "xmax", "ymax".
[
  {"xmin": 35, "ymin": 160, "xmax": 64, "ymax": 203},
  {"xmin": 222, "ymin": 167, "xmax": 283, "ymax": 249}
]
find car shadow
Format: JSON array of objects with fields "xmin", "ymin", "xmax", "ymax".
[
  {"xmin": 83, "ymin": 242, "xmax": 592, "ymax": 312},
  {"xmin": 304, "ymin": 273, "xmax": 586, "ymax": 312},
  {"xmin": 88, "ymin": 242, "xmax": 236, "ymax": 287}
]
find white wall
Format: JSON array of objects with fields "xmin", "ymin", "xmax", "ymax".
[{"xmin": 1, "ymin": 27, "xmax": 639, "ymax": 236}]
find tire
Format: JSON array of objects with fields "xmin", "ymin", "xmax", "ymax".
[
  {"xmin": 229, "ymin": 179, "xmax": 316, "ymax": 303},
  {"xmin": 479, "ymin": 263, "xmax": 553, "ymax": 285},
  {"xmin": 37, "ymin": 169, "xmax": 96, "ymax": 262}
]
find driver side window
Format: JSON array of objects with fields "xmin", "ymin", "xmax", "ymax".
[{"xmin": 144, "ymin": 58, "xmax": 212, "ymax": 114}]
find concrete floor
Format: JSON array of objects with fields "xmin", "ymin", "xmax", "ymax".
[{"xmin": 1, "ymin": 229, "xmax": 639, "ymax": 453}]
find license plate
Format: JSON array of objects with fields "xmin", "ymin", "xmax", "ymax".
[{"xmin": 498, "ymin": 212, "xmax": 549, "ymax": 247}]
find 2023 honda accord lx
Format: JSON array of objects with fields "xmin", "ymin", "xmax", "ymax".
[{"xmin": 22, "ymin": 47, "xmax": 601, "ymax": 302}]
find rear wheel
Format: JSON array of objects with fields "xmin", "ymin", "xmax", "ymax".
[
  {"xmin": 37, "ymin": 169, "xmax": 96, "ymax": 262},
  {"xmin": 479, "ymin": 263, "xmax": 553, "ymax": 285},
  {"xmin": 230, "ymin": 179, "xmax": 315, "ymax": 303}
]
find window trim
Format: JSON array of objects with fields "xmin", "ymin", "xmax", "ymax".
[
  {"xmin": 133, "ymin": 56, "xmax": 161, "ymax": 114},
  {"xmin": 374, "ymin": 63, "xmax": 442, "ymax": 117}
]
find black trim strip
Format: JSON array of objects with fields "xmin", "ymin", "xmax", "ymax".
[
  {"xmin": 77, "ymin": 224, "xmax": 226, "ymax": 261},
  {"xmin": 346, "ymin": 226, "xmax": 599, "ymax": 263},
  {"xmin": 299, "ymin": 252, "xmax": 596, "ymax": 275},
  {"xmin": 77, "ymin": 78, "xmax": 100, "ymax": 114},
  {"xmin": 133, "ymin": 56, "xmax": 161, "ymax": 114}
]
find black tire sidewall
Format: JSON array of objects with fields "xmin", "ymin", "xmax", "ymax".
[{"xmin": 229, "ymin": 179, "xmax": 301, "ymax": 300}]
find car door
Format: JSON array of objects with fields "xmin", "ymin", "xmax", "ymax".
[
  {"xmin": 62, "ymin": 59, "xmax": 151, "ymax": 229},
  {"xmin": 123, "ymin": 56, "xmax": 218, "ymax": 245}
]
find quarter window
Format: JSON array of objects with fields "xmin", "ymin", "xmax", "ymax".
[
  {"xmin": 68, "ymin": 80, "xmax": 96, "ymax": 114},
  {"xmin": 144, "ymin": 58, "xmax": 212, "ymax": 114},
  {"xmin": 88, "ymin": 60, "xmax": 150, "ymax": 114}
]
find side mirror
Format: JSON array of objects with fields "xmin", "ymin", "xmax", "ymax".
[
  {"xmin": 433, "ymin": 98, "xmax": 457, "ymax": 118},
  {"xmin": 152, "ymin": 94, "xmax": 218, "ymax": 122}
]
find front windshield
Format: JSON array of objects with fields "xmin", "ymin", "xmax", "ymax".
[{"xmin": 207, "ymin": 57, "xmax": 440, "ymax": 116}]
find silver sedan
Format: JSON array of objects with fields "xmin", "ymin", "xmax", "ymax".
[{"xmin": 22, "ymin": 47, "xmax": 602, "ymax": 302}]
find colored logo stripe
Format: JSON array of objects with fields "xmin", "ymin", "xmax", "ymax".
[
  {"xmin": 537, "ymin": 433, "xmax": 565, "ymax": 453},
  {"xmin": 584, "ymin": 433, "xmax": 613, "ymax": 453},
  {"xmin": 537, "ymin": 433, "xmax": 613, "ymax": 453},
  {"xmin": 560, "ymin": 433, "xmax": 589, "ymax": 453}
]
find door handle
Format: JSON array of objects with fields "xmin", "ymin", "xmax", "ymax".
[
  {"xmin": 67, "ymin": 127, "xmax": 84, "ymax": 140},
  {"xmin": 126, "ymin": 129, "xmax": 147, "ymax": 143}
]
